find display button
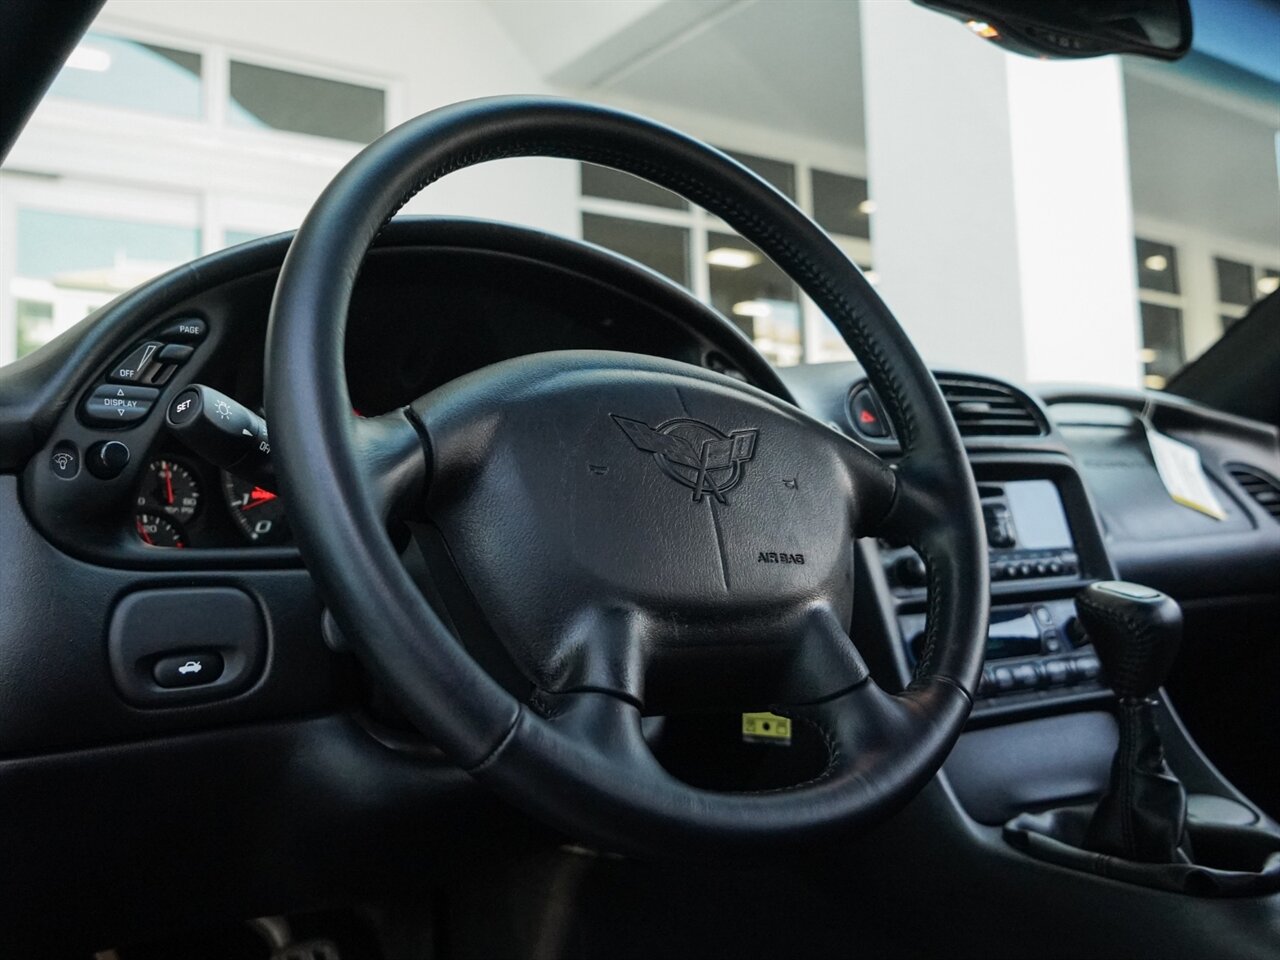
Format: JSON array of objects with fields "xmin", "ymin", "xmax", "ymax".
[
  {"xmin": 157, "ymin": 318, "xmax": 207, "ymax": 342},
  {"xmin": 1043, "ymin": 630, "xmax": 1063, "ymax": 653},
  {"xmin": 86, "ymin": 440, "xmax": 131, "ymax": 480},
  {"xmin": 153, "ymin": 651, "xmax": 224, "ymax": 688},
  {"xmin": 850, "ymin": 388, "xmax": 889, "ymax": 438},
  {"xmin": 107, "ymin": 342, "xmax": 163, "ymax": 384},
  {"xmin": 992, "ymin": 666, "xmax": 1016, "ymax": 692},
  {"xmin": 157, "ymin": 343, "xmax": 194, "ymax": 363},
  {"xmin": 83, "ymin": 384, "xmax": 159, "ymax": 425},
  {"xmin": 50, "ymin": 441, "xmax": 79, "ymax": 479},
  {"xmin": 1033, "ymin": 605, "xmax": 1053, "ymax": 625}
]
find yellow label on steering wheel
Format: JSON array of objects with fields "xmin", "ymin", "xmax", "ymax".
[{"xmin": 742, "ymin": 711, "xmax": 792, "ymax": 744}]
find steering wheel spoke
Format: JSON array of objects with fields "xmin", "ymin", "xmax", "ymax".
[{"xmin": 349, "ymin": 406, "xmax": 428, "ymax": 521}]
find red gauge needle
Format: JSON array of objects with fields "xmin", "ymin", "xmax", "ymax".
[
  {"xmin": 164, "ymin": 465, "xmax": 174, "ymax": 505},
  {"xmin": 136, "ymin": 517, "xmax": 154, "ymax": 545},
  {"xmin": 240, "ymin": 486, "xmax": 278, "ymax": 511}
]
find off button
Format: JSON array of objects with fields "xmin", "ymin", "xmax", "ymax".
[{"xmin": 82, "ymin": 384, "xmax": 160, "ymax": 425}]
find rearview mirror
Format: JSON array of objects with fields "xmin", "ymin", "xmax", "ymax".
[{"xmin": 913, "ymin": 0, "xmax": 1192, "ymax": 61}]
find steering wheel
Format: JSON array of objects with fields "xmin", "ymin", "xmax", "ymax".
[{"xmin": 266, "ymin": 97, "xmax": 988, "ymax": 856}]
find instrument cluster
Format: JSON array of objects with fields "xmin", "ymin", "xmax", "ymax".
[{"xmin": 130, "ymin": 451, "xmax": 289, "ymax": 550}]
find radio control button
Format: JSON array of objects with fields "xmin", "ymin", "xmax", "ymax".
[
  {"xmin": 1044, "ymin": 659, "xmax": 1071, "ymax": 685},
  {"xmin": 1011, "ymin": 664, "xmax": 1039, "ymax": 689},
  {"xmin": 992, "ymin": 666, "xmax": 1016, "ymax": 692},
  {"xmin": 1073, "ymin": 654, "xmax": 1102, "ymax": 681}
]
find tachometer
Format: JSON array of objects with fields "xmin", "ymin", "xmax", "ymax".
[
  {"xmin": 222, "ymin": 473, "xmax": 289, "ymax": 544},
  {"xmin": 136, "ymin": 458, "xmax": 201, "ymax": 522},
  {"xmin": 135, "ymin": 512, "xmax": 185, "ymax": 548}
]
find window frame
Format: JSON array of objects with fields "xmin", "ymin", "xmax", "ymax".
[
  {"xmin": 0, "ymin": 176, "xmax": 204, "ymax": 365},
  {"xmin": 1134, "ymin": 216, "xmax": 1280, "ymax": 372},
  {"xmin": 42, "ymin": 22, "xmax": 399, "ymax": 154},
  {"xmin": 577, "ymin": 154, "xmax": 872, "ymax": 365}
]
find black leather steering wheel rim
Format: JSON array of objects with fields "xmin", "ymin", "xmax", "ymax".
[{"xmin": 266, "ymin": 96, "xmax": 988, "ymax": 856}]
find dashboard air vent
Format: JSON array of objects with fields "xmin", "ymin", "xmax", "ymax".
[
  {"xmin": 1226, "ymin": 464, "xmax": 1280, "ymax": 522},
  {"xmin": 936, "ymin": 377, "xmax": 1045, "ymax": 437}
]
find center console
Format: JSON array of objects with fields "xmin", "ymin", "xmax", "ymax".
[{"xmin": 877, "ymin": 457, "xmax": 1115, "ymax": 720}]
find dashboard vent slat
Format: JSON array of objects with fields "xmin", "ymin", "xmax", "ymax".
[
  {"xmin": 935, "ymin": 376, "xmax": 1045, "ymax": 438},
  {"xmin": 1227, "ymin": 465, "xmax": 1280, "ymax": 522}
]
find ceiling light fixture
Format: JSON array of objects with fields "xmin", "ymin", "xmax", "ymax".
[
  {"xmin": 67, "ymin": 44, "xmax": 112, "ymax": 72},
  {"xmin": 1257, "ymin": 275, "xmax": 1279, "ymax": 296},
  {"xmin": 857, "ymin": 199, "xmax": 877, "ymax": 215},
  {"xmin": 965, "ymin": 20, "xmax": 1001, "ymax": 40},
  {"xmin": 732, "ymin": 300, "xmax": 772, "ymax": 318},
  {"xmin": 706, "ymin": 247, "xmax": 761, "ymax": 270},
  {"xmin": 1143, "ymin": 254, "xmax": 1168, "ymax": 272}
]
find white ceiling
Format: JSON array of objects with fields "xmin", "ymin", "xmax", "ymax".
[
  {"xmin": 1125, "ymin": 69, "xmax": 1280, "ymax": 249},
  {"xmin": 489, "ymin": 0, "xmax": 1279, "ymax": 250},
  {"xmin": 590, "ymin": 0, "xmax": 866, "ymax": 148}
]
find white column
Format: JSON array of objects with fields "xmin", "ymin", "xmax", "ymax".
[{"xmin": 860, "ymin": 1, "xmax": 1142, "ymax": 388}]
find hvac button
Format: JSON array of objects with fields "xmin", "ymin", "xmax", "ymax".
[
  {"xmin": 83, "ymin": 384, "xmax": 159, "ymax": 425},
  {"xmin": 153, "ymin": 651, "xmax": 224, "ymax": 688}
]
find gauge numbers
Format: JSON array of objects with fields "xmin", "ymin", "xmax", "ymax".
[
  {"xmin": 135, "ymin": 512, "xmax": 185, "ymax": 548},
  {"xmin": 222, "ymin": 473, "xmax": 289, "ymax": 544},
  {"xmin": 137, "ymin": 459, "xmax": 201, "ymax": 522},
  {"xmin": 133, "ymin": 458, "xmax": 200, "ymax": 548}
]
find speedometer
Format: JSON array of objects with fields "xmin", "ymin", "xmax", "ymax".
[{"xmin": 222, "ymin": 472, "xmax": 289, "ymax": 544}]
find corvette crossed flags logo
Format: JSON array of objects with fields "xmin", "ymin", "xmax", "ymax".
[{"xmin": 611, "ymin": 415, "xmax": 758, "ymax": 504}]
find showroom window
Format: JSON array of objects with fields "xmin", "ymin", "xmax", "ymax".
[
  {"xmin": 228, "ymin": 61, "xmax": 385, "ymax": 143},
  {"xmin": 1, "ymin": 28, "xmax": 393, "ymax": 365},
  {"xmin": 1135, "ymin": 237, "xmax": 1184, "ymax": 388},
  {"xmin": 579, "ymin": 154, "xmax": 872, "ymax": 366},
  {"xmin": 1215, "ymin": 256, "xmax": 1279, "ymax": 328},
  {"xmin": 48, "ymin": 32, "xmax": 204, "ymax": 120},
  {"xmin": 46, "ymin": 30, "xmax": 387, "ymax": 145},
  {"xmin": 1134, "ymin": 234, "xmax": 1279, "ymax": 388}
]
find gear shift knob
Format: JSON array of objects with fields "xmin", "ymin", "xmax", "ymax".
[{"xmin": 1074, "ymin": 581, "xmax": 1182, "ymax": 700}]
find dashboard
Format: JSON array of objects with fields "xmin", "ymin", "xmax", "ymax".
[
  {"xmin": 15, "ymin": 218, "xmax": 786, "ymax": 565},
  {"xmin": 2, "ymin": 214, "xmax": 1278, "ymax": 951}
]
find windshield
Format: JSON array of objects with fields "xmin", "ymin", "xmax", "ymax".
[{"xmin": 1, "ymin": 0, "xmax": 1277, "ymax": 392}]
